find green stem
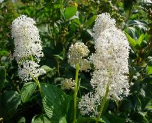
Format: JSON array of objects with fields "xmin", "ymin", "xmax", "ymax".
[
  {"xmin": 30, "ymin": 55, "xmax": 34, "ymax": 61},
  {"xmin": 29, "ymin": 73, "xmax": 44, "ymax": 123},
  {"xmin": 73, "ymin": 64, "xmax": 80, "ymax": 123},
  {"xmin": 95, "ymin": 80, "xmax": 110, "ymax": 123},
  {"xmin": 29, "ymin": 72, "xmax": 42, "ymax": 96},
  {"xmin": 56, "ymin": 58, "xmax": 60, "ymax": 76},
  {"xmin": 35, "ymin": 78, "xmax": 43, "ymax": 96}
]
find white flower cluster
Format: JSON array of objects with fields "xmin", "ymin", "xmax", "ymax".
[
  {"xmin": 12, "ymin": 15, "xmax": 45, "ymax": 81},
  {"xmin": 79, "ymin": 13, "xmax": 130, "ymax": 116},
  {"xmin": 68, "ymin": 42, "xmax": 90, "ymax": 71},
  {"xmin": 92, "ymin": 13, "xmax": 116, "ymax": 40},
  {"xmin": 78, "ymin": 92, "xmax": 100, "ymax": 117},
  {"xmin": 18, "ymin": 60, "xmax": 46, "ymax": 81},
  {"xmin": 12, "ymin": 15, "xmax": 44, "ymax": 62},
  {"xmin": 61, "ymin": 78, "xmax": 75, "ymax": 90}
]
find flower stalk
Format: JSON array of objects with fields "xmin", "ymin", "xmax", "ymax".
[
  {"xmin": 73, "ymin": 64, "xmax": 80, "ymax": 123},
  {"xmin": 95, "ymin": 79, "xmax": 110, "ymax": 123}
]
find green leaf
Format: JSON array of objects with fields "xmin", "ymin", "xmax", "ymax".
[
  {"xmin": 42, "ymin": 83, "xmax": 69, "ymax": 123},
  {"xmin": 32, "ymin": 115, "xmax": 51, "ymax": 123},
  {"xmin": 69, "ymin": 19, "xmax": 81, "ymax": 32},
  {"xmin": 77, "ymin": 117, "xmax": 105, "ymax": 123},
  {"xmin": 84, "ymin": 15, "xmax": 97, "ymax": 28},
  {"xmin": 0, "ymin": 50, "xmax": 9, "ymax": 56},
  {"xmin": 64, "ymin": 6, "xmax": 77, "ymax": 20},
  {"xmin": 131, "ymin": 95, "xmax": 142, "ymax": 111},
  {"xmin": 105, "ymin": 113, "xmax": 126, "ymax": 123},
  {"xmin": 41, "ymin": 65, "xmax": 56, "ymax": 78},
  {"xmin": 138, "ymin": 112, "xmax": 149, "ymax": 123},
  {"xmin": 0, "ymin": 91, "xmax": 21, "ymax": 119},
  {"xmin": 120, "ymin": 99, "xmax": 133, "ymax": 113},
  {"xmin": 147, "ymin": 65, "xmax": 152, "ymax": 75},
  {"xmin": 147, "ymin": 56, "xmax": 152, "ymax": 65},
  {"xmin": 145, "ymin": 100, "xmax": 152, "ymax": 112},
  {"xmin": 53, "ymin": 4, "xmax": 62, "ymax": 9},
  {"xmin": 54, "ymin": 54, "xmax": 63, "ymax": 60},
  {"xmin": 126, "ymin": 27, "xmax": 137, "ymax": 39},
  {"xmin": 0, "ymin": 66, "xmax": 6, "ymax": 91},
  {"xmin": 21, "ymin": 82, "xmax": 37, "ymax": 103},
  {"xmin": 101, "ymin": 116, "xmax": 110, "ymax": 123},
  {"xmin": 137, "ymin": 34, "xmax": 144, "ymax": 45},
  {"xmin": 18, "ymin": 117, "xmax": 26, "ymax": 123},
  {"xmin": 125, "ymin": 33, "xmax": 136, "ymax": 47},
  {"xmin": 41, "ymin": 65, "xmax": 54, "ymax": 73}
]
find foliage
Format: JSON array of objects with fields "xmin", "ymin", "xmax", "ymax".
[{"xmin": 0, "ymin": 0, "xmax": 152, "ymax": 123}]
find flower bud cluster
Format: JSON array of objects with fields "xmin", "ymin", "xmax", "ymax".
[
  {"xmin": 68, "ymin": 42, "xmax": 90, "ymax": 71},
  {"xmin": 61, "ymin": 78, "xmax": 75, "ymax": 90}
]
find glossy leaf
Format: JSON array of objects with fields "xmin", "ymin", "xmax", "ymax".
[
  {"xmin": 104, "ymin": 113, "xmax": 126, "ymax": 123},
  {"xmin": 41, "ymin": 65, "xmax": 56, "ymax": 78},
  {"xmin": 42, "ymin": 83, "xmax": 69, "ymax": 123},
  {"xmin": 84, "ymin": 15, "xmax": 97, "ymax": 28},
  {"xmin": 0, "ymin": 66, "xmax": 6, "ymax": 91},
  {"xmin": 125, "ymin": 33, "xmax": 136, "ymax": 47},
  {"xmin": 145, "ymin": 100, "xmax": 152, "ymax": 112},
  {"xmin": 32, "ymin": 115, "xmax": 51, "ymax": 123},
  {"xmin": 69, "ymin": 19, "xmax": 81, "ymax": 32},
  {"xmin": 120, "ymin": 99, "xmax": 133, "ymax": 113},
  {"xmin": 147, "ymin": 65, "xmax": 152, "ymax": 75},
  {"xmin": 64, "ymin": 6, "xmax": 77, "ymax": 20},
  {"xmin": 0, "ymin": 50, "xmax": 9, "ymax": 56},
  {"xmin": 137, "ymin": 34, "xmax": 144, "ymax": 45},
  {"xmin": 21, "ymin": 82, "xmax": 37, "ymax": 103},
  {"xmin": 18, "ymin": 117, "xmax": 26, "ymax": 123},
  {"xmin": 0, "ymin": 91, "xmax": 21, "ymax": 119},
  {"xmin": 77, "ymin": 117, "xmax": 105, "ymax": 123}
]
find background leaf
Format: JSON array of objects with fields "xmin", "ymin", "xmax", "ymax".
[
  {"xmin": 0, "ymin": 91, "xmax": 21, "ymax": 120},
  {"xmin": 147, "ymin": 65, "xmax": 152, "ymax": 75},
  {"xmin": 84, "ymin": 15, "xmax": 97, "ymax": 28},
  {"xmin": 17, "ymin": 117, "xmax": 26, "ymax": 123},
  {"xmin": 104, "ymin": 113, "xmax": 126, "ymax": 123},
  {"xmin": 145, "ymin": 100, "xmax": 152, "ymax": 112},
  {"xmin": 0, "ymin": 66, "xmax": 6, "ymax": 91},
  {"xmin": 137, "ymin": 34, "xmax": 144, "ymax": 45},
  {"xmin": 32, "ymin": 115, "xmax": 51, "ymax": 123},
  {"xmin": 125, "ymin": 33, "xmax": 137, "ymax": 47},
  {"xmin": 77, "ymin": 117, "xmax": 105, "ymax": 123},
  {"xmin": 64, "ymin": 6, "xmax": 77, "ymax": 20}
]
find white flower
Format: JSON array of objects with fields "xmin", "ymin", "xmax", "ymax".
[
  {"xmin": 79, "ymin": 59, "xmax": 91, "ymax": 72},
  {"xmin": 92, "ymin": 13, "xmax": 116, "ymax": 40},
  {"xmin": 0, "ymin": 0, "xmax": 4, "ymax": 3},
  {"xmin": 91, "ymin": 28, "xmax": 129, "ymax": 71},
  {"xmin": 78, "ymin": 92, "xmax": 100, "ymax": 116},
  {"xmin": 61, "ymin": 78, "xmax": 75, "ymax": 90},
  {"xmin": 18, "ymin": 60, "xmax": 46, "ymax": 82},
  {"xmin": 12, "ymin": 15, "xmax": 45, "ymax": 81},
  {"xmin": 12, "ymin": 15, "xmax": 44, "ymax": 63},
  {"xmin": 143, "ymin": 0, "xmax": 152, "ymax": 3},
  {"xmin": 91, "ymin": 69, "xmax": 129, "ymax": 100},
  {"xmin": 79, "ymin": 13, "xmax": 130, "ymax": 116},
  {"xmin": 68, "ymin": 42, "xmax": 90, "ymax": 71},
  {"xmin": 91, "ymin": 28, "xmax": 130, "ymax": 100}
]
